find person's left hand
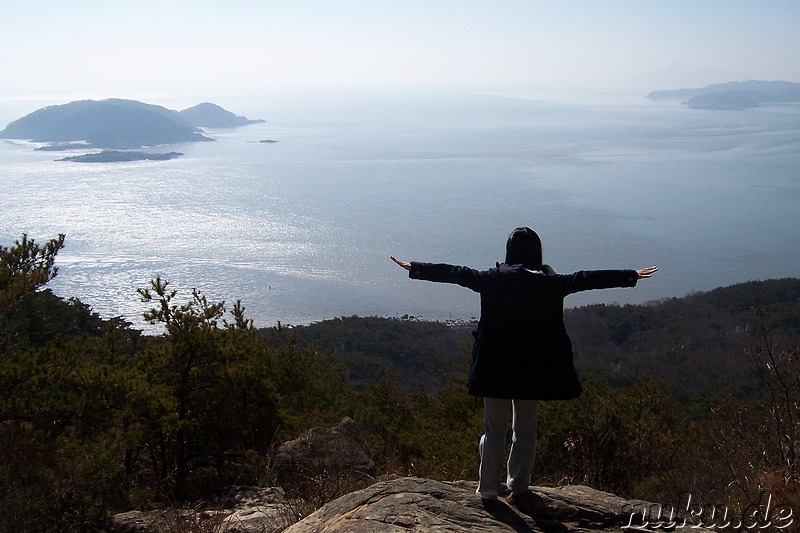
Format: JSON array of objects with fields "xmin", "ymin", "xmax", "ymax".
[{"xmin": 390, "ymin": 256, "xmax": 411, "ymax": 271}]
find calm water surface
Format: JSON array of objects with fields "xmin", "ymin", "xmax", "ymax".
[{"xmin": 1, "ymin": 93, "xmax": 799, "ymax": 330}]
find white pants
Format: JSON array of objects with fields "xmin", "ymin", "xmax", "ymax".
[{"xmin": 476, "ymin": 397, "xmax": 539, "ymax": 499}]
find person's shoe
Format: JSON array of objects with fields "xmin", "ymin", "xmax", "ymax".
[
  {"xmin": 507, "ymin": 490, "xmax": 553, "ymax": 519},
  {"xmin": 481, "ymin": 496, "xmax": 505, "ymax": 513}
]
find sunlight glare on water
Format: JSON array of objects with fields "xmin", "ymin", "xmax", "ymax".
[{"xmin": 2, "ymin": 94, "xmax": 799, "ymax": 330}]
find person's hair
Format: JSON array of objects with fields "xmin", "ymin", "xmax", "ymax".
[{"xmin": 505, "ymin": 227, "xmax": 542, "ymax": 268}]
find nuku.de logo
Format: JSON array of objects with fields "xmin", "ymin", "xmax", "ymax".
[{"xmin": 621, "ymin": 491, "xmax": 793, "ymax": 530}]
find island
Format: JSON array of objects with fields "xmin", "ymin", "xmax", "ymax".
[
  {"xmin": 57, "ymin": 150, "xmax": 183, "ymax": 163},
  {"xmin": 647, "ymin": 80, "xmax": 800, "ymax": 110},
  {"xmin": 179, "ymin": 102, "xmax": 265, "ymax": 128},
  {"xmin": 0, "ymin": 98, "xmax": 264, "ymax": 150},
  {"xmin": 34, "ymin": 142, "xmax": 92, "ymax": 152}
]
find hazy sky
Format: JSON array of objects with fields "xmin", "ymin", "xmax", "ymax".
[{"xmin": 2, "ymin": 0, "xmax": 799, "ymax": 101}]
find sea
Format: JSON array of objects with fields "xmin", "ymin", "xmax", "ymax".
[{"xmin": 1, "ymin": 91, "xmax": 799, "ymax": 331}]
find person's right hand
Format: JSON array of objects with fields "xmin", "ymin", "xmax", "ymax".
[
  {"xmin": 636, "ymin": 266, "xmax": 658, "ymax": 279},
  {"xmin": 390, "ymin": 256, "xmax": 411, "ymax": 271}
]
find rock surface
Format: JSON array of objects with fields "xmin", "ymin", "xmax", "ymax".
[{"xmin": 286, "ymin": 476, "xmax": 716, "ymax": 532}]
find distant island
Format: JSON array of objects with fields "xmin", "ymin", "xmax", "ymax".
[
  {"xmin": 647, "ymin": 80, "xmax": 800, "ymax": 110},
  {"xmin": 57, "ymin": 150, "xmax": 183, "ymax": 163},
  {"xmin": 34, "ymin": 142, "xmax": 92, "ymax": 152},
  {"xmin": 0, "ymin": 98, "xmax": 264, "ymax": 150},
  {"xmin": 179, "ymin": 102, "xmax": 265, "ymax": 128}
]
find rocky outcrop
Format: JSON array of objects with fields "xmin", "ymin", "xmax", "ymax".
[
  {"xmin": 285, "ymin": 476, "xmax": 718, "ymax": 532},
  {"xmin": 109, "ymin": 477, "xmax": 717, "ymax": 532},
  {"xmin": 273, "ymin": 416, "xmax": 375, "ymax": 488}
]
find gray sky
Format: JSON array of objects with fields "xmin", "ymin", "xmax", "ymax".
[{"xmin": 2, "ymin": 0, "xmax": 799, "ymax": 102}]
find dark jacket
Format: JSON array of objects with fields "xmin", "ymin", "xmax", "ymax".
[{"xmin": 409, "ymin": 262, "xmax": 638, "ymax": 400}]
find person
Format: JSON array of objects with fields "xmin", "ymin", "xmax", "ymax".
[{"xmin": 390, "ymin": 227, "xmax": 657, "ymax": 514}]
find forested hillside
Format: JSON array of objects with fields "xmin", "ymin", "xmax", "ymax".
[
  {"xmin": 2, "ymin": 233, "xmax": 798, "ymax": 530},
  {"xmin": 292, "ymin": 277, "xmax": 800, "ymax": 399},
  {"xmin": 291, "ymin": 316, "xmax": 473, "ymax": 391},
  {"xmin": 569, "ymin": 278, "xmax": 800, "ymax": 393}
]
